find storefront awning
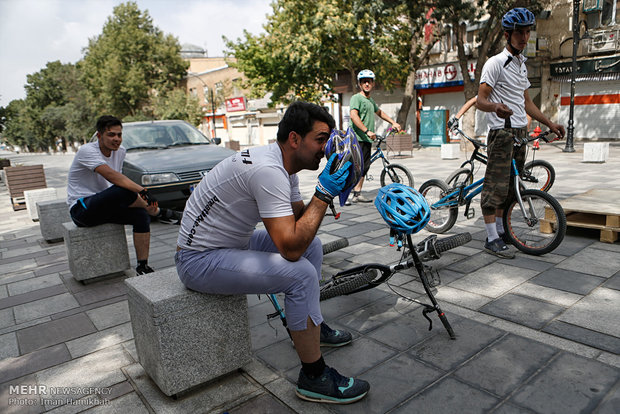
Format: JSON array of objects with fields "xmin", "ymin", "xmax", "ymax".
[{"xmin": 552, "ymin": 72, "xmax": 620, "ymax": 82}]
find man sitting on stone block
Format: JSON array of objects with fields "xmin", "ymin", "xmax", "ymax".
[
  {"xmin": 175, "ymin": 102, "xmax": 370, "ymax": 404},
  {"xmin": 66, "ymin": 115, "xmax": 181, "ymax": 275}
]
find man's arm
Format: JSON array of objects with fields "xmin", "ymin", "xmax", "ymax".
[
  {"xmin": 477, "ymin": 83, "xmax": 513, "ymax": 119},
  {"xmin": 350, "ymin": 108, "xmax": 372, "ymax": 138},
  {"xmin": 292, "ymin": 200, "xmax": 305, "ymax": 220},
  {"xmin": 524, "ymin": 90, "xmax": 565, "ymax": 139},
  {"xmin": 94, "ymin": 164, "xmax": 145, "ymax": 193}
]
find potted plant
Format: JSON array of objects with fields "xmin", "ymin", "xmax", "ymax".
[{"xmin": 386, "ymin": 130, "xmax": 413, "ymax": 157}]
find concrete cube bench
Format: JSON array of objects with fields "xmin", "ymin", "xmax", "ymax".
[
  {"xmin": 24, "ymin": 188, "xmax": 58, "ymax": 221},
  {"xmin": 583, "ymin": 142, "xmax": 609, "ymax": 163},
  {"xmin": 37, "ymin": 199, "xmax": 71, "ymax": 242},
  {"xmin": 63, "ymin": 222, "xmax": 130, "ymax": 282},
  {"xmin": 125, "ymin": 268, "xmax": 251, "ymax": 397}
]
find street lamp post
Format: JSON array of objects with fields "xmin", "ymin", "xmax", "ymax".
[
  {"xmin": 187, "ymin": 72, "xmax": 217, "ymax": 139},
  {"xmin": 564, "ymin": 0, "xmax": 582, "ymax": 153}
]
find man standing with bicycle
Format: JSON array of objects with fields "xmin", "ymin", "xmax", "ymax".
[
  {"xmin": 476, "ymin": 8, "xmax": 565, "ymax": 258},
  {"xmin": 175, "ymin": 102, "xmax": 370, "ymax": 404},
  {"xmin": 348, "ymin": 69, "xmax": 401, "ymax": 204}
]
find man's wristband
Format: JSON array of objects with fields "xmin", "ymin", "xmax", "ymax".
[
  {"xmin": 364, "ymin": 129, "xmax": 369, "ymax": 134},
  {"xmin": 314, "ymin": 189, "xmax": 334, "ymax": 204}
]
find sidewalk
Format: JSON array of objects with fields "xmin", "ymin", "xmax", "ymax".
[{"xmin": 0, "ymin": 143, "xmax": 619, "ymax": 413}]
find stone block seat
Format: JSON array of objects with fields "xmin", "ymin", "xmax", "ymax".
[
  {"xmin": 37, "ymin": 199, "xmax": 71, "ymax": 242},
  {"xmin": 24, "ymin": 188, "xmax": 58, "ymax": 221},
  {"xmin": 63, "ymin": 222, "xmax": 130, "ymax": 282},
  {"xmin": 125, "ymin": 267, "xmax": 251, "ymax": 397}
]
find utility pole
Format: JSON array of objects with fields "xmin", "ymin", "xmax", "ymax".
[
  {"xmin": 564, "ymin": 0, "xmax": 581, "ymax": 153},
  {"xmin": 210, "ymin": 88, "xmax": 217, "ymax": 138}
]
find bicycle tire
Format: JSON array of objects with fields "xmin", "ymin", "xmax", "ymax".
[
  {"xmin": 419, "ymin": 179, "xmax": 458, "ymax": 234},
  {"xmin": 380, "ymin": 164, "xmax": 414, "ymax": 188},
  {"xmin": 434, "ymin": 232, "xmax": 472, "ymax": 253},
  {"xmin": 503, "ymin": 189, "xmax": 566, "ymax": 255},
  {"xmin": 521, "ymin": 159, "xmax": 555, "ymax": 192},
  {"xmin": 320, "ymin": 269, "xmax": 378, "ymax": 301},
  {"xmin": 446, "ymin": 167, "xmax": 473, "ymax": 189},
  {"xmin": 322, "ymin": 238, "xmax": 349, "ymax": 255}
]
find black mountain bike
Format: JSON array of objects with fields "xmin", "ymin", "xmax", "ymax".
[{"xmin": 364, "ymin": 129, "xmax": 414, "ymax": 188}]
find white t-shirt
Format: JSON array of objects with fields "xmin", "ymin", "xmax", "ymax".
[
  {"xmin": 66, "ymin": 142, "xmax": 125, "ymax": 208},
  {"xmin": 479, "ymin": 48, "xmax": 530, "ymax": 130},
  {"xmin": 177, "ymin": 143, "xmax": 303, "ymax": 250}
]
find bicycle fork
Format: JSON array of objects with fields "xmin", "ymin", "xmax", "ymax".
[
  {"xmin": 266, "ymin": 294, "xmax": 292, "ymax": 340},
  {"xmin": 512, "ymin": 161, "xmax": 538, "ymax": 226}
]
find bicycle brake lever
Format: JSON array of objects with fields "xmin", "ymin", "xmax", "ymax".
[
  {"xmin": 329, "ymin": 201, "xmax": 341, "ymax": 220},
  {"xmin": 422, "ymin": 307, "xmax": 434, "ymax": 331}
]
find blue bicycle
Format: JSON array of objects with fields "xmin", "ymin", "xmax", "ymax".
[{"xmin": 419, "ymin": 130, "xmax": 567, "ymax": 256}]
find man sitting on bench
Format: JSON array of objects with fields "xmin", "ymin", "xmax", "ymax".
[{"xmin": 66, "ymin": 115, "xmax": 179, "ymax": 275}]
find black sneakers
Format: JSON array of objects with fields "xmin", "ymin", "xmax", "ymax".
[
  {"xmin": 296, "ymin": 366, "xmax": 370, "ymax": 404},
  {"xmin": 157, "ymin": 208, "xmax": 183, "ymax": 224},
  {"xmin": 320, "ymin": 322, "xmax": 352, "ymax": 347},
  {"xmin": 484, "ymin": 238, "xmax": 515, "ymax": 259},
  {"xmin": 135, "ymin": 263, "xmax": 155, "ymax": 275}
]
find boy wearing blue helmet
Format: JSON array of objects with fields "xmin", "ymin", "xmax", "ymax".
[
  {"xmin": 348, "ymin": 69, "xmax": 401, "ymax": 203},
  {"xmin": 476, "ymin": 8, "xmax": 565, "ymax": 258}
]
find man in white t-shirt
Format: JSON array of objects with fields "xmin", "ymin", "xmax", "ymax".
[
  {"xmin": 67, "ymin": 115, "xmax": 172, "ymax": 275},
  {"xmin": 176, "ymin": 102, "xmax": 370, "ymax": 404},
  {"xmin": 476, "ymin": 8, "xmax": 565, "ymax": 258}
]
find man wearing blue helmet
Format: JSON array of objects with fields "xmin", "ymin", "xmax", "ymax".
[
  {"xmin": 348, "ymin": 69, "xmax": 401, "ymax": 203},
  {"xmin": 476, "ymin": 8, "xmax": 565, "ymax": 258}
]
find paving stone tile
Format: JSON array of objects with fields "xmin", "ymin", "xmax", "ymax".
[
  {"xmin": 449, "ymin": 263, "xmax": 538, "ymax": 298},
  {"xmin": 497, "ymin": 255, "xmax": 557, "ymax": 272},
  {"xmin": 65, "ymin": 322, "xmax": 133, "ymax": 358},
  {"xmin": 7, "ymin": 274, "xmax": 63, "ymax": 296},
  {"xmin": 529, "ymin": 268, "xmax": 605, "ymax": 295},
  {"xmin": 557, "ymin": 287, "xmax": 620, "ymax": 337},
  {"xmin": 72, "ymin": 281, "xmax": 127, "ymax": 306},
  {"xmin": 510, "ymin": 282, "xmax": 583, "ymax": 307},
  {"xmin": 480, "ymin": 294, "xmax": 565, "ymax": 330},
  {"xmin": 254, "ymin": 337, "xmax": 301, "ymax": 373},
  {"xmin": 365, "ymin": 305, "xmax": 442, "ymax": 350},
  {"xmin": 337, "ymin": 296, "xmax": 416, "ymax": 333},
  {"xmin": 0, "ymin": 284, "xmax": 67, "ymax": 311},
  {"xmin": 454, "ymin": 334, "xmax": 557, "ymax": 396},
  {"xmin": 550, "ymin": 234, "xmax": 596, "ymax": 256},
  {"xmin": 0, "ymin": 307, "xmax": 14, "ymax": 329},
  {"xmin": 0, "ymin": 285, "xmax": 7, "ymax": 299},
  {"xmin": 0, "ymin": 259, "xmax": 38, "ymax": 276},
  {"xmin": 593, "ymin": 383, "xmax": 620, "ymax": 414},
  {"xmin": 392, "ymin": 377, "xmax": 500, "ymax": 414},
  {"xmin": 0, "ymin": 374, "xmax": 45, "ymax": 414},
  {"xmin": 0, "ymin": 317, "xmax": 52, "ymax": 337},
  {"xmin": 0, "ymin": 343, "xmax": 71, "ymax": 383},
  {"xmin": 330, "ymin": 222, "xmax": 386, "ymax": 239},
  {"xmin": 81, "ymin": 392, "xmax": 149, "ymax": 414},
  {"xmin": 229, "ymin": 393, "xmax": 294, "ymax": 414},
  {"xmin": 435, "ymin": 286, "xmax": 494, "ymax": 310},
  {"xmin": 33, "ymin": 262, "xmax": 69, "ymax": 277},
  {"xmin": 0, "ymin": 245, "xmax": 49, "ymax": 260},
  {"xmin": 13, "ymin": 293, "xmax": 79, "ymax": 324},
  {"xmin": 16, "ymin": 313, "xmax": 97, "ymax": 354},
  {"xmin": 250, "ymin": 320, "xmax": 291, "ymax": 352},
  {"xmin": 0, "ymin": 332, "xmax": 19, "ymax": 359},
  {"xmin": 124, "ymin": 362, "xmax": 261, "ymax": 414},
  {"xmin": 319, "ymin": 288, "xmax": 390, "ymax": 321},
  {"xmin": 603, "ymin": 273, "xmax": 620, "ymax": 291},
  {"xmin": 85, "ymin": 300, "xmax": 129, "ymax": 330},
  {"xmin": 510, "ymin": 352, "xmax": 620, "ymax": 414},
  {"xmin": 50, "ymin": 296, "xmax": 127, "ymax": 321},
  {"xmin": 445, "ymin": 251, "xmax": 498, "ymax": 274},
  {"xmin": 34, "ymin": 252, "xmax": 66, "ymax": 267},
  {"xmin": 410, "ymin": 317, "xmax": 505, "ymax": 371},
  {"xmin": 555, "ymin": 247, "xmax": 620, "ymax": 278},
  {"xmin": 543, "ymin": 320, "xmax": 620, "ymax": 354},
  {"xmin": 332, "ymin": 353, "xmax": 443, "ymax": 414},
  {"xmin": 323, "ymin": 337, "xmax": 398, "ymax": 377}
]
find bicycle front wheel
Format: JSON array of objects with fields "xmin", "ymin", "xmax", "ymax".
[
  {"xmin": 521, "ymin": 160, "xmax": 555, "ymax": 192},
  {"xmin": 380, "ymin": 164, "xmax": 414, "ymax": 188},
  {"xmin": 320, "ymin": 269, "xmax": 378, "ymax": 301},
  {"xmin": 419, "ymin": 179, "xmax": 458, "ymax": 234},
  {"xmin": 446, "ymin": 167, "xmax": 473, "ymax": 189},
  {"xmin": 503, "ymin": 189, "xmax": 566, "ymax": 255}
]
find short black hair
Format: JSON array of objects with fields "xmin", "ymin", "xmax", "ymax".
[
  {"xmin": 96, "ymin": 115, "xmax": 122, "ymax": 134},
  {"xmin": 276, "ymin": 101, "xmax": 335, "ymax": 143}
]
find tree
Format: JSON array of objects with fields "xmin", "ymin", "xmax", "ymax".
[
  {"xmin": 79, "ymin": 1, "xmax": 188, "ymax": 119},
  {"xmin": 153, "ymin": 89, "xmax": 203, "ymax": 126}
]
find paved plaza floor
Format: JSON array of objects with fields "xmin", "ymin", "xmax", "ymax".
[{"xmin": 0, "ymin": 142, "xmax": 619, "ymax": 413}]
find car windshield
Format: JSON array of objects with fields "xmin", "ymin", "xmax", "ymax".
[{"xmin": 121, "ymin": 122, "xmax": 211, "ymax": 150}]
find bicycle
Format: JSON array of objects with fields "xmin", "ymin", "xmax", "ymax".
[
  {"xmin": 267, "ymin": 231, "xmax": 472, "ymax": 340},
  {"xmin": 419, "ymin": 130, "xmax": 567, "ymax": 256},
  {"xmin": 446, "ymin": 126, "xmax": 555, "ymax": 193},
  {"xmin": 364, "ymin": 129, "xmax": 414, "ymax": 188}
]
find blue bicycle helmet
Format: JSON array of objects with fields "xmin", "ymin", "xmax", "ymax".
[
  {"xmin": 324, "ymin": 127, "xmax": 364, "ymax": 206},
  {"xmin": 357, "ymin": 69, "xmax": 375, "ymax": 81},
  {"xmin": 374, "ymin": 183, "xmax": 430, "ymax": 235},
  {"xmin": 502, "ymin": 8, "xmax": 535, "ymax": 30}
]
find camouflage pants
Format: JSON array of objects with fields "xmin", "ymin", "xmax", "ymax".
[{"xmin": 481, "ymin": 128, "xmax": 527, "ymax": 216}]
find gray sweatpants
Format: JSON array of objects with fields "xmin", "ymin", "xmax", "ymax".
[{"xmin": 175, "ymin": 229, "xmax": 323, "ymax": 331}]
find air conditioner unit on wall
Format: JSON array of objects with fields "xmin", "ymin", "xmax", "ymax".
[{"xmin": 588, "ymin": 30, "xmax": 619, "ymax": 53}]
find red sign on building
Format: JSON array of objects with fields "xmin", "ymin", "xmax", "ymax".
[{"xmin": 225, "ymin": 97, "xmax": 246, "ymax": 112}]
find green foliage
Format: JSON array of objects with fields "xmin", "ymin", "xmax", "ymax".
[
  {"xmin": 79, "ymin": 1, "xmax": 188, "ymax": 119},
  {"xmin": 153, "ymin": 89, "xmax": 203, "ymax": 126}
]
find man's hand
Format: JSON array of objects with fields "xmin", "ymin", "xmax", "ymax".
[
  {"xmin": 139, "ymin": 189, "xmax": 157, "ymax": 206},
  {"xmin": 548, "ymin": 122, "xmax": 565, "ymax": 140},
  {"xmin": 367, "ymin": 131, "xmax": 377, "ymax": 140},
  {"xmin": 315, "ymin": 153, "xmax": 351, "ymax": 202},
  {"xmin": 447, "ymin": 116, "xmax": 459, "ymax": 130},
  {"xmin": 391, "ymin": 122, "xmax": 401, "ymax": 132},
  {"xmin": 494, "ymin": 103, "xmax": 513, "ymax": 119}
]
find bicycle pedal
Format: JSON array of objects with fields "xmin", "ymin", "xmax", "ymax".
[
  {"xmin": 466, "ymin": 208, "xmax": 475, "ymax": 219},
  {"xmin": 429, "ymin": 268, "xmax": 441, "ymax": 287},
  {"xmin": 267, "ymin": 312, "xmax": 280, "ymax": 319}
]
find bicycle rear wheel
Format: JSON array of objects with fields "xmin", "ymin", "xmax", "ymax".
[
  {"xmin": 521, "ymin": 160, "xmax": 555, "ymax": 192},
  {"xmin": 503, "ymin": 189, "xmax": 566, "ymax": 255},
  {"xmin": 434, "ymin": 232, "xmax": 472, "ymax": 253},
  {"xmin": 320, "ymin": 269, "xmax": 379, "ymax": 301},
  {"xmin": 446, "ymin": 167, "xmax": 473, "ymax": 189},
  {"xmin": 380, "ymin": 164, "xmax": 414, "ymax": 188},
  {"xmin": 322, "ymin": 238, "xmax": 349, "ymax": 255},
  {"xmin": 419, "ymin": 179, "xmax": 458, "ymax": 233}
]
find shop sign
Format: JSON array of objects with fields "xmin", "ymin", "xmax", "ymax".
[
  {"xmin": 550, "ymin": 56, "xmax": 620, "ymax": 77},
  {"xmin": 415, "ymin": 61, "xmax": 477, "ymax": 89},
  {"xmin": 225, "ymin": 97, "xmax": 246, "ymax": 112}
]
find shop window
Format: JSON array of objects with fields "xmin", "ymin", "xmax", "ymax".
[{"xmin": 601, "ymin": 0, "xmax": 617, "ymax": 25}]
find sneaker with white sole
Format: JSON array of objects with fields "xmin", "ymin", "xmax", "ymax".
[
  {"xmin": 484, "ymin": 238, "xmax": 515, "ymax": 259},
  {"xmin": 351, "ymin": 193, "xmax": 372, "ymax": 203},
  {"xmin": 296, "ymin": 366, "xmax": 369, "ymax": 404},
  {"xmin": 320, "ymin": 322, "xmax": 352, "ymax": 347}
]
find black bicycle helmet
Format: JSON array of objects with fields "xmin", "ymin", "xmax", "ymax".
[
  {"xmin": 502, "ymin": 8, "xmax": 535, "ymax": 30},
  {"xmin": 324, "ymin": 127, "xmax": 364, "ymax": 206}
]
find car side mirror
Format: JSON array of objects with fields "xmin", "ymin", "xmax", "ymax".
[{"xmin": 212, "ymin": 137, "xmax": 221, "ymax": 145}]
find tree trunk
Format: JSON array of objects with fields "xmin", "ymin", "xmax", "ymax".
[{"xmin": 396, "ymin": 71, "xmax": 415, "ymax": 134}]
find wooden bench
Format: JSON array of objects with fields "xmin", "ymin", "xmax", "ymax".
[
  {"xmin": 4, "ymin": 165, "xmax": 47, "ymax": 210},
  {"xmin": 63, "ymin": 222, "xmax": 130, "ymax": 282},
  {"xmin": 125, "ymin": 268, "xmax": 251, "ymax": 397},
  {"xmin": 385, "ymin": 134, "xmax": 413, "ymax": 157}
]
